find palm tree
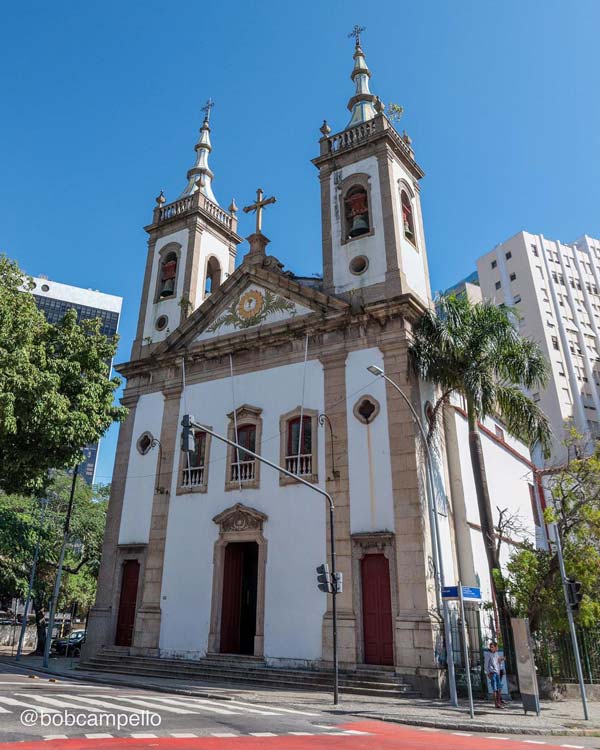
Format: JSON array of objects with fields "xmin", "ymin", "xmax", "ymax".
[{"xmin": 409, "ymin": 294, "xmax": 552, "ymax": 662}]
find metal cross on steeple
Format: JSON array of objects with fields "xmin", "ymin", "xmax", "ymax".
[
  {"xmin": 348, "ymin": 24, "xmax": 366, "ymax": 46},
  {"xmin": 201, "ymin": 97, "xmax": 215, "ymax": 122},
  {"xmin": 243, "ymin": 188, "xmax": 276, "ymax": 235}
]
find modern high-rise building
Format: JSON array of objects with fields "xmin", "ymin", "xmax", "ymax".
[
  {"xmin": 476, "ymin": 230, "xmax": 600, "ymax": 463},
  {"xmin": 30, "ymin": 276, "xmax": 122, "ymax": 484}
]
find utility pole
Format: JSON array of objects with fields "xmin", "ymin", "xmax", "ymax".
[
  {"xmin": 183, "ymin": 418, "xmax": 340, "ymax": 705},
  {"xmin": 16, "ymin": 497, "xmax": 49, "ymax": 661},
  {"xmin": 43, "ymin": 466, "xmax": 78, "ymax": 669}
]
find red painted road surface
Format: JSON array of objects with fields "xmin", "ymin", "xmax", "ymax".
[{"xmin": 0, "ymin": 721, "xmax": 574, "ymax": 750}]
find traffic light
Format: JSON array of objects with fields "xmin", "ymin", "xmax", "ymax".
[
  {"xmin": 316, "ymin": 564, "xmax": 332, "ymax": 593},
  {"xmin": 566, "ymin": 578, "xmax": 583, "ymax": 611},
  {"xmin": 181, "ymin": 414, "xmax": 196, "ymax": 452},
  {"xmin": 333, "ymin": 571, "xmax": 343, "ymax": 594}
]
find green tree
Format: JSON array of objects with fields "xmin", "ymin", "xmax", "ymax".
[
  {"xmin": 0, "ymin": 474, "xmax": 108, "ymax": 653},
  {"xmin": 506, "ymin": 434, "xmax": 600, "ymax": 633},
  {"xmin": 409, "ymin": 294, "xmax": 552, "ymax": 656},
  {"xmin": 0, "ymin": 255, "xmax": 126, "ymax": 495}
]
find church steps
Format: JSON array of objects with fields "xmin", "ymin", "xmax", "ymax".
[{"xmin": 79, "ymin": 651, "xmax": 419, "ymax": 697}]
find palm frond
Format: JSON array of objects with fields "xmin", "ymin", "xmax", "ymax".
[{"xmin": 495, "ymin": 384, "xmax": 553, "ymax": 456}]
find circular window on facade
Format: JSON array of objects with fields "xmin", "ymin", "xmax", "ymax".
[
  {"xmin": 155, "ymin": 315, "xmax": 169, "ymax": 331},
  {"xmin": 41, "ymin": 284, "xmax": 50, "ymax": 292},
  {"xmin": 353, "ymin": 396, "xmax": 381, "ymax": 424},
  {"xmin": 349, "ymin": 255, "xmax": 369, "ymax": 275},
  {"xmin": 137, "ymin": 431, "xmax": 154, "ymax": 455}
]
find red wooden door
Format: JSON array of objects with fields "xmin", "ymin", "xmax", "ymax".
[
  {"xmin": 361, "ymin": 554, "xmax": 394, "ymax": 665},
  {"xmin": 220, "ymin": 544, "xmax": 244, "ymax": 654},
  {"xmin": 115, "ymin": 560, "xmax": 140, "ymax": 647}
]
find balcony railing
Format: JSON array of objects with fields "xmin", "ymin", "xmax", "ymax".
[
  {"xmin": 181, "ymin": 466, "xmax": 205, "ymax": 488},
  {"xmin": 285, "ymin": 453, "xmax": 313, "ymax": 477},
  {"xmin": 231, "ymin": 460, "xmax": 256, "ymax": 483},
  {"xmin": 157, "ymin": 192, "xmax": 234, "ymax": 231}
]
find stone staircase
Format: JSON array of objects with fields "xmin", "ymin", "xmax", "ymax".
[{"xmin": 80, "ymin": 648, "xmax": 419, "ymax": 698}]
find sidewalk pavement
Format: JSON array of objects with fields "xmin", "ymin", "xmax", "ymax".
[{"xmin": 1, "ymin": 652, "xmax": 599, "ymax": 737}]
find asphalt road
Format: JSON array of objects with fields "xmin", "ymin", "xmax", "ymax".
[{"xmin": 0, "ymin": 663, "xmax": 598, "ymax": 749}]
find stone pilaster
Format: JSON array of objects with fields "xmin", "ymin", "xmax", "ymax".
[
  {"xmin": 181, "ymin": 217, "xmax": 204, "ymax": 319},
  {"xmin": 82, "ymin": 393, "xmax": 139, "ymax": 659},
  {"xmin": 131, "ymin": 384, "xmax": 182, "ymax": 656},
  {"xmin": 319, "ymin": 351, "xmax": 357, "ymax": 668},
  {"xmin": 380, "ymin": 339, "xmax": 443, "ymax": 696}
]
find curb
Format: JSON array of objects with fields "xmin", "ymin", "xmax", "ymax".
[{"xmin": 356, "ymin": 713, "xmax": 597, "ymax": 737}]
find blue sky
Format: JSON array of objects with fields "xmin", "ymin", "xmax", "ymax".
[{"xmin": 2, "ymin": 0, "xmax": 599, "ymax": 483}]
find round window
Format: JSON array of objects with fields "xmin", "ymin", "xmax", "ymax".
[
  {"xmin": 155, "ymin": 315, "xmax": 169, "ymax": 331},
  {"xmin": 353, "ymin": 396, "xmax": 381, "ymax": 424},
  {"xmin": 137, "ymin": 432, "xmax": 154, "ymax": 455},
  {"xmin": 349, "ymin": 255, "xmax": 369, "ymax": 275},
  {"xmin": 41, "ymin": 284, "xmax": 50, "ymax": 292}
]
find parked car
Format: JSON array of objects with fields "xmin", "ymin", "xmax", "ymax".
[{"xmin": 51, "ymin": 629, "xmax": 86, "ymax": 657}]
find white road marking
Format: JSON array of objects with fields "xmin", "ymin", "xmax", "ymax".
[
  {"xmin": 53, "ymin": 695, "xmax": 147, "ymax": 714},
  {"xmin": 14, "ymin": 694, "xmax": 104, "ymax": 712},
  {"xmin": 343, "ymin": 730, "xmax": 371, "ymax": 735},
  {"xmin": 486, "ymin": 738, "xmax": 510, "ymax": 741},
  {"xmin": 0, "ymin": 696, "xmax": 58, "ymax": 713},
  {"xmin": 211, "ymin": 733, "xmax": 238, "ymax": 738},
  {"xmin": 225, "ymin": 699, "xmax": 319, "ymax": 717},
  {"xmin": 416, "ymin": 727, "xmax": 441, "ymax": 731},
  {"xmin": 560, "ymin": 745, "xmax": 584, "ymax": 749},
  {"xmin": 125, "ymin": 695, "xmax": 236, "ymax": 716},
  {"xmin": 249, "ymin": 733, "xmax": 278, "ymax": 737},
  {"xmin": 453, "ymin": 733, "xmax": 473, "ymax": 737},
  {"xmin": 43, "ymin": 737, "xmax": 68, "ymax": 742},
  {"xmin": 85, "ymin": 734, "xmax": 114, "ymax": 740},
  {"xmin": 288, "ymin": 733, "xmax": 315, "ymax": 736},
  {"xmin": 139, "ymin": 694, "xmax": 277, "ymax": 716},
  {"xmin": 171, "ymin": 734, "xmax": 198, "ymax": 738},
  {"xmin": 130, "ymin": 734, "xmax": 158, "ymax": 739},
  {"xmin": 113, "ymin": 696, "xmax": 196, "ymax": 714},
  {"xmin": 523, "ymin": 743, "xmax": 547, "ymax": 745}
]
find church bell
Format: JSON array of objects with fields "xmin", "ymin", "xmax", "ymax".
[
  {"xmin": 349, "ymin": 213, "xmax": 369, "ymax": 238},
  {"xmin": 160, "ymin": 277, "xmax": 175, "ymax": 298}
]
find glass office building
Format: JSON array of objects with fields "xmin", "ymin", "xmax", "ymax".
[{"xmin": 31, "ymin": 276, "xmax": 123, "ymax": 484}]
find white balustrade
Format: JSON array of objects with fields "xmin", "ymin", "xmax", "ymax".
[
  {"xmin": 285, "ymin": 453, "xmax": 313, "ymax": 477},
  {"xmin": 231, "ymin": 460, "xmax": 256, "ymax": 483},
  {"xmin": 182, "ymin": 465, "xmax": 205, "ymax": 487}
]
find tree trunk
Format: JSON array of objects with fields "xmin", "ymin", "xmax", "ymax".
[
  {"xmin": 466, "ymin": 398, "xmax": 514, "ymax": 668},
  {"xmin": 32, "ymin": 595, "xmax": 46, "ymax": 656}
]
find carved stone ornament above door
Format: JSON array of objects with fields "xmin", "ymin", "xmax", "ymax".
[{"xmin": 212, "ymin": 503, "xmax": 268, "ymax": 534}]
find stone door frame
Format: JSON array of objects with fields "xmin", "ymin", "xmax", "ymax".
[
  {"xmin": 110, "ymin": 544, "xmax": 147, "ymax": 649},
  {"xmin": 207, "ymin": 503, "xmax": 268, "ymax": 658},
  {"xmin": 351, "ymin": 532, "xmax": 398, "ymax": 666}
]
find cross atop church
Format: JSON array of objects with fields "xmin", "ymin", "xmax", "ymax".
[
  {"xmin": 348, "ymin": 24, "xmax": 366, "ymax": 47},
  {"xmin": 243, "ymin": 188, "xmax": 276, "ymax": 235},
  {"xmin": 201, "ymin": 97, "xmax": 214, "ymax": 122}
]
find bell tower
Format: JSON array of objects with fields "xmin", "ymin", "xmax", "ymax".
[
  {"xmin": 312, "ymin": 31, "xmax": 432, "ymax": 306},
  {"xmin": 132, "ymin": 101, "xmax": 243, "ymax": 359}
]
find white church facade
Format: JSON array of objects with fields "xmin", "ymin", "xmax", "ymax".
[{"xmin": 84, "ymin": 36, "xmax": 544, "ymax": 695}]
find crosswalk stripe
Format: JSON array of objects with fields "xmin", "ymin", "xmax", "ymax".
[
  {"xmin": 14, "ymin": 694, "xmax": 104, "ymax": 712},
  {"xmin": 0, "ymin": 696, "xmax": 59, "ymax": 713},
  {"xmin": 0, "ymin": 706, "xmax": 11, "ymax": 714},
  {"xmin": 288, "ymin": 732, "xmax": 314, "ymax": 736},
  {"xmin": 123, "ymin": 696, "xmax": 236, "ymax": 716},
  {"xmin": 226, "ymin": 699, "xmax": 319, "ymax": 717},
  {"xmin": 211, "ymin": 733, "xmax": 238, "ymax": 738},
  {"xmin": 452, "ymin": 732, "xmax": 473, "ymax": 737},
  {"xmin": 136, "ymin": 694, "xmax": 277, "ymax": 716},
  {"xmin": 85, "ymin": 734, "xmax": 113, "ymax": 739},
  {"xmin": 54, "ymin": 695, "xmax": 147, "ymax": 714},
  {"xmin": 560, "ymin": 745, "xmax": 584, "ymax": 748},
  {"xmin": 43, "ymin": 737, "xmax": 68, "ymax": 741},
  {"xmin": 113, "ymin": 697, "xmax": 196, "ymax": 714},
  {"xmin": 171, "ymin": 734, "xmax": 198, "ymax": 738},
  {"xmin": 486, "ymin": 738, "xmax": 509, "ymax": 741},
  {"xmin": 249, "ymin": 733, "xmax": 277, "ymax": 737},
  {"xmin": 523, "ymin": 742, "xmax": 547, "ymax": 746},
  {"xmin": 130, "ymin": 734, "xmax": 158, "ymax": 739},
  {"xmin": 343, "ymin": 730, "xmax": 371, "ymax": 735}
]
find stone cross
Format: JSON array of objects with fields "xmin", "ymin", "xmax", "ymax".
[
  {"xmin": 243, "ymin": 188, "xmax": 276, "ymax": 235},
  {"xmin": 348, "ymin": 24, "xmax": 366, "ymax": 46}
]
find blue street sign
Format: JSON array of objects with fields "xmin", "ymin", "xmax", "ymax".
[{"xmin": 442, "ymin": 585, "xmax": 482, "ymax": 601}]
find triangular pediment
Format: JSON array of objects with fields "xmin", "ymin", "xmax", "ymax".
[{"xmin": 154, "ymin": 260, "xmax": 348, "ymax": 355}]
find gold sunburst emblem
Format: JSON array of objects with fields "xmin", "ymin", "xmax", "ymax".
[{"xmin": 237, "ymin": 290, "xmax": 264, "ymax": 320}]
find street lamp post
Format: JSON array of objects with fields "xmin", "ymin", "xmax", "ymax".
[
  {"xmin": 185, "ymin": 418, "xmax": 340, "ymax": 705},
  {"xmin": 366, "ymin": 365, "xmax": 458, "ymax": 707}
]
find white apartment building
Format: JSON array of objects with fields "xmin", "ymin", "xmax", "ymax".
[{"xmin": 477, "ymin": 231, "xmax": 600, "ymax": 463}]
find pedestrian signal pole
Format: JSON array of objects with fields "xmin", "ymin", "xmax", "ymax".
[{"xmin": 183, "ymin": 417, "xmax": 339, "ymax": 705}]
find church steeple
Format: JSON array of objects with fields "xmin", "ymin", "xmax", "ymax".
[
  {"xmin": 346, "ymin": 26, "xmax": 379, "ymax": 129},
  {"xmin": 181, "ymin": 99, "xmax": 217, "ymax": 204}
]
